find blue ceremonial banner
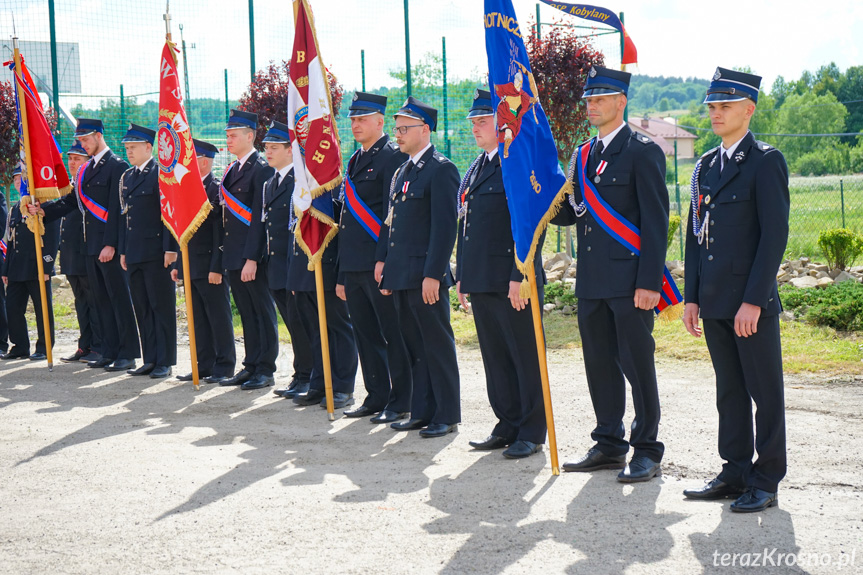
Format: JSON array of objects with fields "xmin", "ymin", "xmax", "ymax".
[{"xmin": 484, "ymin": 0, "xmax": 571, "ymax": 276}]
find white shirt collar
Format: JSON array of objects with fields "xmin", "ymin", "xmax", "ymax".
[
  {"xmin": 277, "ymin": 163, "xmax": 293, "ymax": 180},
  {"xmin": 136, "ymin": 157, "xmax": 153, "ymax": 171},
  {"xmin": 485, "ymin": 148, "xmax": 498, "ymax": 161},
  {"xmin": 235, "ymin": 148, "xmax": 256, "ymax": 169},
  {"xmin": 92, "ymin": 146, "xmax": 110, "ymax": 165},
  {"xmin": 201, "ymin": 170, "xmax": 211, "ymax": 182},
  {"xmin": 363, "ymin": 134, "xmax": 386, "ymax": 152},
  {"xmin": 411, "ymin": 142, "xmax": 433, "ymax": 165},
  {"xmin": 598, "ymin": 121, "xmax": 627, "ymax": 151},
  {"xmin": 720, "ymin": 132, "xmax": 748, "ymax": 161}
]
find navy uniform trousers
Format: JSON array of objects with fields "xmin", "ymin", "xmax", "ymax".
[
  {"xmin": 6, "ymin": 280, "xmax": 54, "ymax": 355},
  {"xmin": 127, "ymin": 261, "xmax": 176, "ymax": 366},
  {"xmin": 67, "ymin": 274, "xmax": 100, "ymax": 353},
  {"xmin": 229, "ymin": 265, "xmax": 278, "ymax": 377},
  {"xmin": 272, "ymin": 289, "xmax": 313, "ymax": 384},
  {"xmin": 189, "ymin": 277, "xmax": 235, "ymax": 377}
]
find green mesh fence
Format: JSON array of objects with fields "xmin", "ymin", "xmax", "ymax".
[{"xmin": 2, "ymin": 0, "xmax": 858, "ymax": 260}]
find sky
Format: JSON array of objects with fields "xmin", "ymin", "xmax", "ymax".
[{"xmin": 1, "ymin": 0, "xmax": 861, "ymax": 106}]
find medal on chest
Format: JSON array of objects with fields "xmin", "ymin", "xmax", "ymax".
[{"xmin": 594, "ymin": 160, "xmax": 608, "ymax": 184}]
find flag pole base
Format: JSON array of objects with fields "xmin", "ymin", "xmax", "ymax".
[{"xmin": 328, "ymin": 413, "xmax": 335, "ymax": 422}]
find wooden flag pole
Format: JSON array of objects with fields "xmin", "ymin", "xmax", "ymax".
[
  {"xmin": 181, "ymin": 247, "xmax": 200, "ymax": 390},
  {"xmin": 12, "ymin": 37, "xmax": 54, "ymax": 370},
  {"xmin": 314, "ymin": 260, "xmax": 336, "ymax": 421},
  {"xmin": 527, "ymin": 262, "xmax": 559, "ymax": 475}
]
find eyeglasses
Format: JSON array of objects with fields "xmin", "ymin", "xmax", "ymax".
[{"xmin": 391, "ymin": 124, "xmax": 425, "ymax": 135}]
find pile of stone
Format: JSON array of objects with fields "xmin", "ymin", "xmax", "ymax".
[{"xmin": 776, "ymin": 257, "xmax": 863, "ymax": 288}]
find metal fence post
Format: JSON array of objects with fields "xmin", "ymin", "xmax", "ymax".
[
  {"xmin": 674, "ymin": 141, "xmax": 683, "ymax": 259},
  {"xmin": 840, "ymin": 179, "xmax": 846, "ymax": 228},
  {"xmin": 442, "ymin": 36, "xmax": 450, "ymax": 156},
  {"xmin": 536, "ymin": 3, "xmax": 541, "ymax": 39},
  {"xmin": 404, "ymin": 0, "xmax": 411, "ymax": 97},
  {"xmin": 48, "ymin": 0, "xmax": 62, "ymax": 142},
  {"xmin": 224, "ymin": 69, "xmax": 229, "ymax": 123},
  {"xmin": 619, "ymin": 12, "xmax": 628, "ymax": 123},
  {"xmin": 120, "ymin": 84, "xmax": 126, "ymax": 133},
  {"xmin": 361, "ymin": 49, "xmax": 366, "ymax": 92},
  {"xmin": 248, "ymin": 0, "xmax": 256, "ymax": 83}
]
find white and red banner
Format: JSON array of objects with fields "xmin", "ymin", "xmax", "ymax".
[
  {"xmin": 287, "ymin": 0, "xmax": 341, "ymax": 265},
  {"xmin": 157, "ymin": 40, "xmax": 211, "ymax": 247}
]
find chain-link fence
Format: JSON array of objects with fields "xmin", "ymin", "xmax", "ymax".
[{"xmin": 3, "ymin": 0, "xmax": 858, "ymax": 260}]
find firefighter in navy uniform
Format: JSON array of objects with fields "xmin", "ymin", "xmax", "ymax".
[
  {"xmin": 456, "ymin": 90, "xmax": 547, "ymax": 459},
  {"xmin": 219, "ymin": 109, "xmax": 278, "ymax": 390},
  {"xmin": 59, "ymin": 140, "xmax": 102, "ymax": 364},
  {"xmin": 682, "ymin": 68, "xmax": 790, "ymax": 513},
  {"xmin": 375, "ymin": 97, "xmax": 461, "ymax": 438},
  {"xmin": 36, "ymin": 118, "xmax": 140, "ymax": 372},
  {"xmin": 258, "ymin": 122, "xmax": 314, "ymax": 398},
  {"xmin": 173, "ymin": 139, "xmax": 236, "ymax": 383},
  {"xmin": 336, "ymin": 92, "xmax": 413, "ymax": 423},
  {"xmin": 553, "ymin": 67, "xmax": 670, "ymax": 482},
  {"xmin": 117, "ymin": 124, "xmax": 178, "ymax": 379},
  {"xmin": 1, "ymin": 165, "xmax": 61, "ymax": 361},
  {"xmin": 0, "ymin": 169, "xmax": 8, "ymax": 355}
]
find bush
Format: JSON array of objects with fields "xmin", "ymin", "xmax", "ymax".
[
  {"xmin": 779, "ymin": 282, "xmax": 863, "ymax": 331},
  {"xmin": 818, "ymin": 228, "xmax": 863, "ymax": 270},
  {"xmin": 667, "ymin": 214, "xmax": 681, "ymax": 249},
  {"xmin": 544, "ymin": 281, "xmax": 577, "ymax": 307}
]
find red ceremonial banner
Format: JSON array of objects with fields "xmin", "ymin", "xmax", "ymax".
[
  {"xmin": 288, "ymin": 0, "xmax": 341, "ymax": 264},
  {"xmin": 5, "ymin": 56, "xmax": 71, "ymax": 201},
  {"xmin": 157, "ymin": 41, "xmax": 211, "ymax": 247}
]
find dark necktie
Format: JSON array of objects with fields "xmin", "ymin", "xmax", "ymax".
[
  {"xmin": 402, "ymin": 161, "xmax": 415, "ymax": 182},
  {"xmin": 595, "ymin": 140, "xmax": 605, "ymax": 156},
  {"xmin": 720, "ymin": 151, "xmax": 729, "ymax": 173}
]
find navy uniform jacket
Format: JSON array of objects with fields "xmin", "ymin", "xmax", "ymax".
[
  {"xmin": 264, "ymin": 168, "xmax": 295, "ymax": 291},
  {"xmin": 375, "ymin": 145, "xmax": 459, "ymax": 291},
  {"xmin": 42, "ymin": 149, "xmax": 129, "ymax": 256},
  {"xmin": 1, "ymin": 204, "xmax": 60, "ymax": 282},
  {"xmin": 337, "ymin": 135, "xmax": 408, "ymax": 280},
  {"xmin": 177, "ymin": 173, "xmax": 223, "ymax": 281},
  {"xmin": 118, "ymin": 160, "xmax": 177, "ymax": 264},
  {"xmin": 59, "ymin": 204, "xmax": 87, "ymax": 277},
  {"xmin": 553, "ymin": 126, "xmax": 669, "ymax": 299},
  {"xmin": 455, "ymin": 152, "xmax": 544, "ymax": 293},
  {"xmin": 221, "ymin": 151, "xmax": 274, "ymax": 272},
  {"xmin": 685, "ymin": 132, "xmax": 790, "ymax": 319}
]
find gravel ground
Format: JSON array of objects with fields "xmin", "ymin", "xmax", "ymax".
[{"xmin": 1, "ymin": 329, "xmax": 861, "ymax": 575}]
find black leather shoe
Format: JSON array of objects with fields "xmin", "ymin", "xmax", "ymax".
[
  {"xmin": 241, "ymin": 374, "xmax": 275, "ymax": 390},
  {"xmin": 370, "ymin": 410, "xmax": 408, "ymax": 424},
  {"xmin": 88, "ymin": 357, "xmax": 114, "ymax": 368},
  {"xmin": 29, "ymin": 352, "xmax": 47, "ymax": 361},
  {"xmin": 322, "ymin": 392, "xmax": 354, "ymax": 409},
  {"xmin": 343, "ymin": 405, "xmax": 379, "ymax": 418},
  {"xmin": 1, "ymin": 351, "xmax": 29, "ymax": 360},
  {"xmin": 220, "ymin": 369, "xmax": 253, "ymax": 386},
  {"xmin": 419, "ymin": 423, "xmax": 458, "ymax": 438},
  {"xmin": 684, "ymin": 477, "xmax": 746, "ymax": 500},
  {"xmin": 293, "ymin": 389, "xmax": 326, "ymax": 405},
  {"xmin": 203, "ymin": 374, "xmax": 230, "ymax": 384},
  {"xmin": 80, "ymin": 351, "xmax": 102, "ymax": 363},
  {"xmin": 149, "ymin": 366, "xmax": 172, "ymax": 379},
  {"xmin": 391, "ymin": 418, "xmax": 430, "ymax": 431},
  {"xmin": 562, "ymin": 448, "xmax": 626, "ymax": 472},
  {"xmin": 105, "ymin": 359, "xmax": 136, "ymax": 372},
  {"xmin": 730, "ymin": 488, "xmax": 778, "ymax": 513},
  {"xmin": 503, "ymin": 440, "xmax": 541, "ymax": 459},
  {"xmin": 127, "ymin": 363, "xmax": 155, "ymax": 376},
  {"xmin": 61, "ymin": 349, "xmax": 87, "ymax": 363},
  {"xmin": 282, "ymin": 380, "xmax": 310, "ymax": 399},
  {"xmin": 177, "ymin": 371, "xmax": 211, "ymax": 382},
  {"xmin": 469, "ymin": 435, "xmax": 512, "ymax": 450},
  {"xmin": 617, "ymin": 456, "xmax": 661, "ymax": 483}
]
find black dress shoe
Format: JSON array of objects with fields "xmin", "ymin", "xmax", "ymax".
[
  {"xmin": 241, "ymin": 374, "xmax": 275, "ymax": 390},
  {"xmin": 61, "ymin": 349, "xmax": 87, "ymax": 363},
  {"xmin": 88, "ymin": 357, "xmax": 114, "ymax": 368},
  {"xmin": 617, "ymin": 456, "xmax": 661, "ymax": 483},
  {"xmin": 220, "ymin": 370, "xmax": 253, "ymax": 386},
  {"xmin": 343, "ymin": 405, "xmax": 378, "ymax": 418},
  {"xmin": 127, "ymin": 363, "xmax": 155, "ymax": 376},
  {"xmin": 503, "ymin": 440, "xmax": 541, "ymax": 459},
  {"xmin": 684, "ymin": 477, "xmax": 746, "ymax": 500},
  {"xmin": 562, "ymin": 447, "xmax": 626, "ymax": 472},
  {"xmin": 105, "ymin": 359, "xmax": 136, "ymax": 372},
  {"xmin": 203, "ymin": 374, "xmax": 230, "ymax": 384},
  {"xmin": 80, "ymin": 351, "xmax": 102, "ymax": 363},
  {"xmin": 177, "ymin": 371, "xmax": 212, "ymax": 382},
  {"xmin": 1, "ymin": 351, "xmax": 29, "ymax": 360},
  {"xmin": 29, "ymin": 352, "xmax": 47, "ymax": 361},
  {"xmin": 322, "ymin": 392, "xmax": 354, "ymax": 409},
  {"xmin": 370, "ymin": 410, "xmax": 408, "ymax": 424},
  {"xmin": 282, "ymin": 380, "xmax": 310, "ymax": 399},
  {"xmin": 468, "ymin": 435, "xmax": 512, "ymax": 450},
  {"xmin": 730, "ymin": 488, "xmax": 778, "ymax": 513},
  {"xmin": 419, "ymin": 423, "xmax": 458, "ymax": 438},
  {"xmin": 293, "ymin": 389, "xmax": 326, "ymax": 405},
  {"xmin": 390, "ymin": 418, "xmax": 430, "ymax": 431},
  {"xmin": 149, "ymin": 366, "xmax": 172, "ymax": 379}
]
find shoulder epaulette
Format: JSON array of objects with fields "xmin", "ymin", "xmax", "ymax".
[
  {"xmin": 755, "ymin": 140, "xmax": 774, "ymax": 152},
  {"xmin": 632, "ymin": 132, "xmax": 652, "ymax": 144}
]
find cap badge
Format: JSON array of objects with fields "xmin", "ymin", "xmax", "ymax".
[
  {"xmin": 589, "ymin": 68, "xmax": 597, "ymax": 78},
  {"xmin": 713, "ymin": 69, "xmax": 721, "ymax": 81}
]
